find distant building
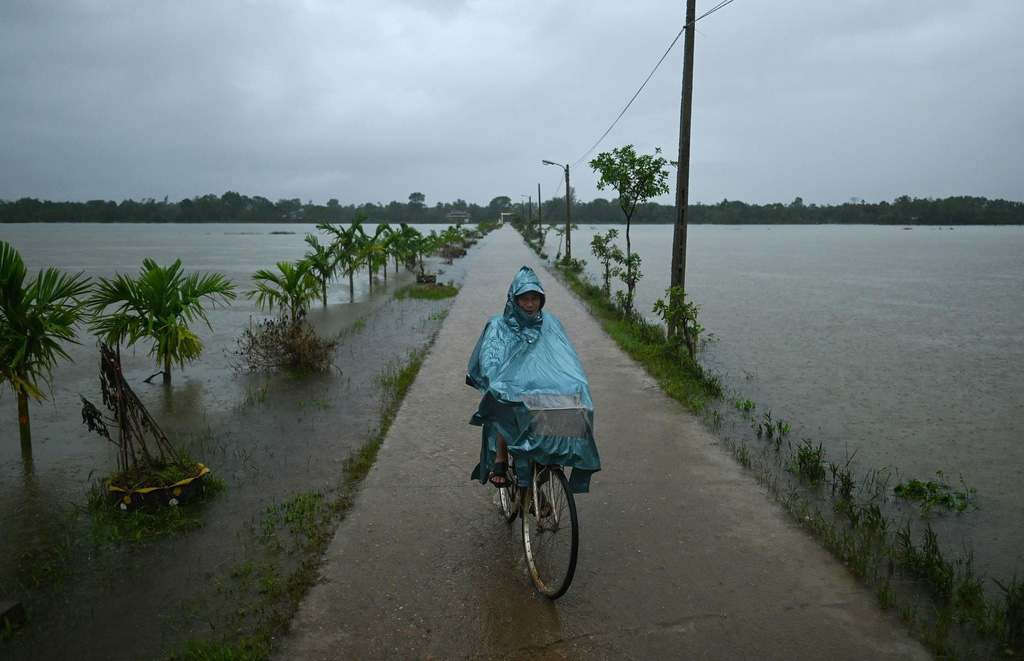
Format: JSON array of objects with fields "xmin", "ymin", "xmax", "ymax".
[{"xmin": 446, "ymin": 210, "xmax": 471, "ymax": 223}]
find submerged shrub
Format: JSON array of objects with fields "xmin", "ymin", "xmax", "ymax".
[{"xmin": 235, "ymin": 316, "xmax": 338, "ymax": 375}]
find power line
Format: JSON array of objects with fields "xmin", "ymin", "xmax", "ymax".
[{"xmin": 569, "ymin": 0, "xmax": 738, "ymax": 171}]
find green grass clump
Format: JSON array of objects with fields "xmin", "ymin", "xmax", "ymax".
[
  {"xmin": 169, "ymin": 636, "xmax": 270, "ymax": 660},
  {"xmin": 394, "ymin": 283, "xmax": 459, "ymax": 300},
  {"xmin": 789, "ymin": 438, "xmax": 827, "ymax": 484},
  {"xmin": 553, "ymin": 264, "xmax": 720, "ymax": 412},
  {"xmin": 894, "ymin": 472, "xmax": 976, "ymax": 514},
  {"xmin": 88, "ymin": 466, "xmax": 225, "ymax": 548},
  {"xmin": 169, "ymin": 342, "xmax": 434, "ymax": 660},
  {"xmin": 343, "ymin": 348, "xmax": 427, "ymax": 485}
]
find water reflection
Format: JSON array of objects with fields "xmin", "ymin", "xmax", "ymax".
[
  {"xmin": 546, "ymin": 224, "xmax": 1024, "ymax": 584},
  {"xmin": 0, "ymin": 222, "xmax": 462, "ymax": 597}
]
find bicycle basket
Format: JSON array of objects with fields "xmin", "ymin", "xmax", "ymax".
[{"xmin": 521, "ymin": 393, "xmax": 591, "ymax": 438}]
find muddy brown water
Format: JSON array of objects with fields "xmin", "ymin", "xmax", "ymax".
[
  {"xmin": 545, "ymin": 223, "xmax": 1024, "ymax": 590},
  {"xmin": 0, "ymin": 223, "xmax": 477, "ymax": 659}
]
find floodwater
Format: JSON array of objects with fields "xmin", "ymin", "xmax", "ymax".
[
  {"xmin": 545, "ymin": 223, "xmax": 1024, "ymax": 587},
  {"xmin": 0, "ymin": 222, "xmax": 475, "ymax": 659}
]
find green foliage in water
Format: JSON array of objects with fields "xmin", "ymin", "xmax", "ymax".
[
  {"xmin": 393, "ymin": 283, "xmax": 459, "ymax": 300},
  {"xmin": 894, "ymin": 472, "xmax": 977, "ymax": 514},
  {"xmin": 789, "ymin": 439, "xmax": 826, "ymax": 484}
]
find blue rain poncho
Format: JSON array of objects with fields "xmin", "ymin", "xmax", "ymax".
[{"xmin": 467, "ymin": 266, "xmax": 601, "ymax": 493}]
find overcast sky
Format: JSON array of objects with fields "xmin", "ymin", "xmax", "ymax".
[{"xmin": 2, "ymin": 0, "xmax": 1022, "ymax": 208}]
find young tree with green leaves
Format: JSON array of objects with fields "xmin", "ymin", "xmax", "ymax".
[
  {"xmin": 247, "ymin": 260, "xmax": 320, "ymax": 323},
  {"xmin": 589, "ymin": 145, "xmax": 670, "ymax": 318},
  {"xmin": 590, "ymin": 228, "xmax": 621, "ymax": 297},
  {"xmin": 1, "ymin": 241, "xmax": 91, "ymax": 450},
  {"xmin": 88, "ymin": 259, "xmax": 237, "ymax": 384},
  {"xmin": 317, "ymin": 215, "xmax": 368, "ymax": 301},
  {"xmin": 303, "ymin": 234, "xmax": 338, "ymax": 307},
  {"xmin": 390, "ymin": 223, "xmax": 422, "ymax": 273},
  {"xmin": 359, "ymin": 222, "xmax": 392, "ymax": 289},
  {"xmin": 589, "ymin": 144, "xmax": 671, "ymax": 258},
  {"xmin": 653, "ymin": 285, "xmax": 703, "ymax": 360}
]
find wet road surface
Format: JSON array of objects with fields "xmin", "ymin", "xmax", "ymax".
[{"xmin": 278, "ymin": 226, "xmax": 929, "ymax": 659}]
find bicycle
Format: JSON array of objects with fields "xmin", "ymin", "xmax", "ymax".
[{"xmin": 497, "ymin": 456, "xmax": 579, "ymax": 599}]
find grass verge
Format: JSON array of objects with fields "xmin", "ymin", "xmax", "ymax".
[
  {"xmin": 166, "ymin": 339, "xmax": 435, "ymax": 660},
  {"xmin": 551, "ymin": 262, "xmax": 721, "ymax": 411},
  {"xmin": 393, "ymin": 283, "xmax": 459, "ymax": 300}
]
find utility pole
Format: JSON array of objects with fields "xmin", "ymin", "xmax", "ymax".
[
  {"xmin": 564, "ymin": 166, "xmax": 572, "ymax": 261},
  {"xmin": 669, "ymin": 0, "xmax": 696, "ymax": 337},
  {"xmin": 542, "ymin": 160, "xmax": 572, "ymax": 261},
  {"xmin": 537, "ymin": 183, "xmax": 542, "ymax": 226}
]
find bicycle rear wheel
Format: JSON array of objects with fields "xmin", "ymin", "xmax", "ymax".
[
  {"xmin": 522, "ymin": 466, "xmax": 578, "ymax": 599},
  {"xmin": 497, "ymin": 460, "xmax": 519, "ymax": 522}
]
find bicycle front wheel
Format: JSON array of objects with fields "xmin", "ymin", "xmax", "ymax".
[{"xmin": 522, "ymin": 467, "xmax": 578, "ymax": 599}]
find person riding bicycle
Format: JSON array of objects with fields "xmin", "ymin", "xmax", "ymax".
[{"xmin": 466, "ymin": 266, "xmax": 601, "ymax": 494}]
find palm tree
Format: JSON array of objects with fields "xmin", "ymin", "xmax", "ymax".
[
  {"xmin": 1, "ymin": 241, "xmax": 91, "ymax": 450},
  {"xmin": 372, "ymin": 222, "xmax": 393, "ymax": 284},
  {"xmin": 247, "ymin": 260, "xmax": 320, "ymax": 323},
  {"xmin": 88, "ymin": 259, "xmax": 237, "ymax": 384},
  {"xmin": 391, "ymin": 223, "xmax": 421, "ymax": 273},
  {"xmin": 439, "ymin": 225, "xmax": 465, "ymax": 264},
  {"xmin": 318, "ymin": 215, "xmax": 368, "ymax": 302},
  {"xmin": 358, "ymin": 223, "xmax": 393, "ymax": 291},
  {"xmin": 303, "ymin": 234, "xmax": 338, "ymax": 307}
]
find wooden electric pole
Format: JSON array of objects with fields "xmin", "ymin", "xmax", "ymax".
[
  {"xmin": 668, "ymin": 0, "xmax": 696, "ymax": 337},
  {"xmin": 564, "ymin": 165, "xmax": 572, "ymax": 260},
  {"xmin": 537, "ymin": 183, "xmax": 542, "ymax": 226}
]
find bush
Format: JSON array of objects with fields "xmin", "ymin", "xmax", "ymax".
[{"xmin": 235, "ymin": 316, "xmax": 338, "ymax": 375}]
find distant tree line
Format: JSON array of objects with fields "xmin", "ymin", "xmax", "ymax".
[{"xmin": 1, "ymin": 192, "xmax": 1022, "ymax": 225}]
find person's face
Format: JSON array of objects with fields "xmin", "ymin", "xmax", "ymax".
[{"xmin": 516, "ymin": 291, "xmax": 542, "ymax": 317}]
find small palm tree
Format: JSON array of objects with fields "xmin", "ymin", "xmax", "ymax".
[
  {"xmin": 303, "ymin": 234, "xmax": 338, "ymax": 307},
  {"xmin": 391, "ymin": 223, "xmax": 422, "ymax": 273},
  {"xmin": 247, "ymin": 260, "xmax": 320, "ymax": 323},
  {"xmin": 372, "ymin": 222, "xmax": 393, "ymax": 284},
  {"xmin": 88, "ymin": 259, "xmax": 237, "ymax": 384},
  {"xmin": 358, "ymin": 223, "xmax": 393, "ymax": 291},
  {"xmin": 1, "ymin": 241, "xmax": 91, "ymax": 450},
  {"xmin": 318, "ymin": 215, "xmax": 368, "ymax": 302}
]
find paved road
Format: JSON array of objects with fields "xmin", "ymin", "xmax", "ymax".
[{"xmin": 278, "ymin": 226, "xmax": 929, "ymax": 660}]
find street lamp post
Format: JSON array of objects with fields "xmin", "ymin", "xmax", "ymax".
[{"xmin": 542, "ymin": 160, "xmax": 571, "ymax": 261}]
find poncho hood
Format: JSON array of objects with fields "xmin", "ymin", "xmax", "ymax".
[
  {"xmin": 503, "ymin": 266, "xmax": 546, "ymax": 341},
  {"xmin": 466, "ymin": 266, "xmax": 600, "ymax": 493}
]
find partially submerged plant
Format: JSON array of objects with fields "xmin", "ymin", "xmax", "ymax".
[
  {"xmin": 789, "ymin": 438, "xmax": 827, "ymax": 484},
  {"xmin": 235, "ymin": 315, "xmax": 338, "ymax": 376},
  {"xmin": 81, "ymin": 344, "xmax": 200, "ymax": 495},
  {"xmin": 894, "ymin": 471, "xmax": 977, "ymax": 514}
]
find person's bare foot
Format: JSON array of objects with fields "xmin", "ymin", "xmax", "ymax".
[{"xmin": 488, "ymin": 460, "xmax": 511, "ymax": 487}]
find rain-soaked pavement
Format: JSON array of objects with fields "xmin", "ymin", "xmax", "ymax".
[{"xmin": 278, "ymin": 226, "xmax": 929, "ymax": 660}]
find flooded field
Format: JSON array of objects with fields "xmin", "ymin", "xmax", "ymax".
[
  {"xmin": 0, "ymin": 222, "xmax": 478, "ymax": 659},
  {"xmin": 544, "ymin": 223, "xmax": 1024, "ymax": 588}
]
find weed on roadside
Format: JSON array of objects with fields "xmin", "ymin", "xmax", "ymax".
[{"xmin": 394, "ymin": 283, "xmax": 459, "ymax": 300}]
